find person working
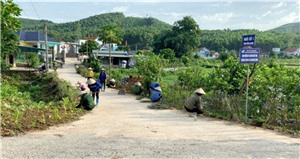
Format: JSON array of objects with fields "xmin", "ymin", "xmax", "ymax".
[
  {"xmin": 87, "ymin": 67, "xmax": 94, "ymax": 80},
  {"xmin": 87, "ymin": 78, "xmax": 102, "ymax": 105},
  {"xmin": 107, "ymin": 78, "xmax": 116, "ymax": 88},
  {"xmin": 75, "ymin": 90, "xmax": 95, "ymax": 110},
  {"xmin": 150, "ymin": 86, "xmax": 162, "ymax": 102},
  {"xmin": 184, "ymin": 88, "xmax": 206, "ymax": 115}
]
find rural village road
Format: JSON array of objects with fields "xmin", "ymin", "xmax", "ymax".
[{"xmin": 2, "ymin": 58, "xmax": 299, "ymax": 159}]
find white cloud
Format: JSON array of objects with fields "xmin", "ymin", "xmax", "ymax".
[
  {"xmin": 262, "ymin": 11, "xmax": 272, "ymax": 17},
  {"xmin": 250, "ymin": 15, "xmax": 261, "ymax": 20},
  {"xmin": 277, "ymin": 12, "xmax": 299, "ymax": 24},
  {"xmin": 271, "ymin": 2, "xmax": 287, "ymax": 9},
  {"xmin": 201, "ymin": 13, "xmax": 233, "ymax": 22},
  {"xmin": 112, "ymin": 6, "xmax": 129, "ymax": 13},
  {"xmin": 161, "ymin": 12, "xmax": 188, "ymax": 18}
]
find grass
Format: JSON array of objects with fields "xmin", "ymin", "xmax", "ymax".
[{"xmin": 1, "ymin": 71, "xmax": 86, "ymax": 136}]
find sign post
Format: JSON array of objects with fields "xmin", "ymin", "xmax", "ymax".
[{"xmin": 240, "ymin": 34, "xmax": 259, "ymax": 120}]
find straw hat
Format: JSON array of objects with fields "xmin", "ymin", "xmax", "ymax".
[
  {"xmin": 87, "ymin": 79, "xmax": 96, "ymax": 85},
  {"xmin": 88, "ymin": 67, "xmax": 92, "ymax": 70},
  {"xmin": 135, "ymin": 82, "xmax": 142, "ymax": 86},
  {"xmin": 154, "ymin": 86, "xmax": 162, "ymax": 92},
  {"xmin": 101, "ymin": 68, "xmax": 105, "ymax": 71},
  {"xmin": 194, "ymin": 88, "xmax": 206, "ymax": 95},
  {"xmin": 110, "ymin": 78, "xmax": 115, "ymax": 82}
]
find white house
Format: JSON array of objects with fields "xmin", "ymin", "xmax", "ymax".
[
  {"xmin": 196, "ymin": 47, "xmax": 215, "ymax": 58},
  {"xmin": 284, "ymin": 48, "xmax": 300, "ymax": 57},
  {"xmin": 77, "ymin": 36, "xmax": 118, "ymax": 52}
]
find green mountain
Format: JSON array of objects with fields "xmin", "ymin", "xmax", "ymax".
[
  {"xmin": 267, "ymin": 22, "xmax": 300, "ymax": 35},
  {"xmin": 19, "ymin": 12, "xmax": 171, "ymax": 50}
]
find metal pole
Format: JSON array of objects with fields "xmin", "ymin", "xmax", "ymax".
[
  {"xmin": 86, "ymin": 40, "xmax": 88, "ymax": 56},
  {"xmin": 44, "ymin": 22, "xmax": 49, "ymax": 71},
  {"xmin": 245, "ymin": 64, "xmax": 250, "ymax": 119},
  {"xmin": 109, "ymin": 43, "xmax": 111, "ymax": 79}
]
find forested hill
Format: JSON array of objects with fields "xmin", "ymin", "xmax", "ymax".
[
  {"xmin": 19, "ymin": 12, "xmax": 171, "ymax": 49},
  {"xmin": 267, "ymin": 22, "xmax": 300, "ymax": 35}
]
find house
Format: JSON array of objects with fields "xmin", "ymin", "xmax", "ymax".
[
  {"xmin": 92, "ymin": 49, "xmax": 131, "ymax": 66},
  {"xmin": 212, "ymin": 52, "xmax": 220, "ymax": 58},
  {"xmin": 77, "ymin": 36, "xmax": 103, "ymax": 46},
  {"xmin": 17, "ymin": 30, "xmax": 60, "ymax": 62},
  {"xmin": 195, "ymin": 47, "xmax": 219, "ymax": 58},
  {"xmin": 196, "ymin": 47, "xmax": 210, "ymax": 57},
  {"xmin": 60, "ymin": 42, "xmax": 80, "ymax": 58},
  {"xmin": 77, "ymin": 36, "xmax": 118, "ymax": 52},
  {"xmin": 284, "ymin": 48, "xmax": 300, "ymax": 57}
]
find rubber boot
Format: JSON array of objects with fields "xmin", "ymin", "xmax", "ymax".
[{"xmin": 96, "ymin": 99, "xmax": 99, "ymax": 105}]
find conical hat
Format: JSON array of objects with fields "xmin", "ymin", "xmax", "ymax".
[
  {"xmin": 194, "ymin": 88, "xmax": 205, "ymax": 95},
  {"xmin": 87, "ymin": 79, "xmax": 96, "ymax": 85},
  {"xmin": 135, "ymin": 82, "xmax": 142, "ymax": 86},
  {"xmin": 154, "ymin": 86, "xmax": 162, "ymax": 92},
  {"xmin": 110, "ymin": 78, "xmax": 115, "ymax": 82}
]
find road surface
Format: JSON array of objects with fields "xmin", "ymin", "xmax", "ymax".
[{"xmin": 2, "ymin": 58, "xmax": 299, "ymax": 159}]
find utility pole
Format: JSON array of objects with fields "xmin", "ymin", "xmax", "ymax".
[
  {"xmin": 109, "ymin": 42, "xmax": 111, "ymax": 79},
  {"xmin": 86, "ymin": 40, "xmax": 88, "ymax": 56},
  {"xmin": 44, "ymin": 22, "xmax": 49, "ymax": 71}
]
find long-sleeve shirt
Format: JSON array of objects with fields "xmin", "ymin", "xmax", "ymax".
[
  {"xmin": 79, "ymin": 94, "xmax": 95, "ymax": 110},
  {"xmin": 87, "ymin": 70, "xmax": 94, "ymax": 78},
  {"xmin": 185, "ymin": 94, "xmax": 201, "ymax": 110},
  {"xmin": 98, "ymin": 72, "xmax": 107, "ymax": 81},
  {"xmin": 88, "ymin": 82, "xmax": 102, "ymax": 92},
  {"xmin": 150, "ymin": 90, "xmax": 162, "ymax": 102}
]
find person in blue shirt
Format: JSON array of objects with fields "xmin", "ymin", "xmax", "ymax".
[
  {"xmin": 86, "ymin": 78, "xmax": 102, "ymax": 105},
  {"xmin": 150, "ymin": 86, "xmax": 162, "ymax": 102},
  {"xmin": 98, "ymin": 68, "xmax": 107, "ymax": 92}
]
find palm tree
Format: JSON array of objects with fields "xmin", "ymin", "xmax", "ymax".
[{"xmin": 98, "ymin": 24, "xmax": 123, "ymax": 79}]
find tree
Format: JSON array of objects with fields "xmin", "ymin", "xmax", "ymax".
[
  {"xmin": 78, "ymin": 40, "xmax": 99, "ymax": 54},
  {"xmin": 78, "ymin": 40, "xmax": 99, "ymax": 65},
  {"xmin": 98, "ymin": 24, "xmax": 123, "ymax": 79},
  {"xmin": 1, "ymin": 0, "xmax": 22, "ymax": 69},
  {"xmin": 136, "ymin": 53, "xmax": 168, "ymax": 90},
  {"xmin": 158, "ymin": 48, "xmax": 175, "ymax": 62},
  {"xmin": 153, "ymin": 16, "xmax": 201, "ymax": 58}
]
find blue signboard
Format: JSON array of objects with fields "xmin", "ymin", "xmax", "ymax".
[
  {"xmin": 240, "ymin": 48, "xmax": 260, "ymax": 64},
  {"xmin": 242, "ymin": 34, "xmax": 255, "ymax": 46}
]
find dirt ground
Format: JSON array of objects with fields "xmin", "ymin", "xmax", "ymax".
[{"xmin": 2, "ymin": 58, "xmax": 299, "ymax": 159}]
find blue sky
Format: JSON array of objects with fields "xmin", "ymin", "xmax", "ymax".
[{"xmin": 16, "ymin": 0, "xmax": 300, "ymax": 31}]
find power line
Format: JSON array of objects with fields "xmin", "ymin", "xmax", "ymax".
[{"xmin": 30, "ymin": 0, "xmax": 40, "ymax": 20}]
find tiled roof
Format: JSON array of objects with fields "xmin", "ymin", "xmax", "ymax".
[
  {"xmin": 284, "ymin": 48, "xmax": 299, "ymax": 52},
  {"xmin": 85, "ymin": 36, "xmax": 98, "ymax": 40},
  {"xmin": 16, "ymin": 30, "xmax": 58, "ymax": 42}
]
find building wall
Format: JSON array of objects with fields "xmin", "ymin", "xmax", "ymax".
[{"xmin": 19, "ymin": 41, "xmax": 33, "ymax": 47}]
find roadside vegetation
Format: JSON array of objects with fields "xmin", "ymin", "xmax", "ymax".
[
  {"xmin": 2, "ymin": 0, "xmax": 299, "ymax": 137},
  {"xmin": 1, "ymin": 72, "xmax": 85, "ymax": 136}
]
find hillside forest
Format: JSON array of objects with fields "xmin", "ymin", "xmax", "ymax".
[{"xmin": 19, "ymin": 12, "xmax": 300, "ymax": 56}]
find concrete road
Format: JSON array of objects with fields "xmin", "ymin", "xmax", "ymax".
[{"xmin": 2, "ymin": 58, "xmax": 299, "ymax": 159}]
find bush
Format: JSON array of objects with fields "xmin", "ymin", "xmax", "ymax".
[{"xmin": 1, "ymin": 72, "xmax": 85, "ymax": 136}]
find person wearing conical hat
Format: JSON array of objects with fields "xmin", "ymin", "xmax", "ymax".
[
  {"xmin": 75, "ymin": 89, "xmax": 95, "ymax": 110},
  {"xmin": 107, "ymin": 78, "xmax": 116, "ymax": 88},
  {"xmin": 98, "ymin": 68, "xmax": 107, "ymax": 91},
  {"xmin": 132, "ymin": 82, "xmax": 142, "ymax": 95},
  {"xmin": 86, "ymin": 78, "xmax": 102, "ymax": 105},
  {"xmin": 150, "ymin": 86, "xmax": 162, "ymax": 102},
  {"xmin": 184, "ymin": 88, "xmax": 206, "ymax": 115},
  {"xmin": 87, "ymin": 67, "xmax": 94, "ymax": 80}
]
